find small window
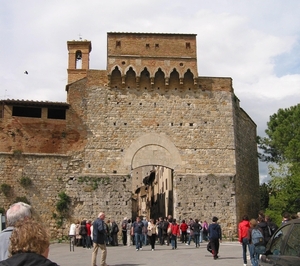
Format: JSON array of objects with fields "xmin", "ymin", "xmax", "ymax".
[
  {"xmin": 186, "ymin": 42, "xmax": 191, "ymax": 49},
  {"xmin": 47, "ymin": 108, "xmax": 66, "ymax": 120},
  {"xmin": 155, "ymin": 43, "xmax": 159, "ymax": 48},
  {"xmin": 116, "ymin": 41, "xmax": 121, "ymax": 47},
  {"xmin": 12, "ymin": 106, "xmax": 41, "ymax": 118},
  {"xmin": 146, "ymin": 43, "xmax": 150, "ymax": 48}
]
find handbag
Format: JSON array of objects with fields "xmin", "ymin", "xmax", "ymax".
[
  {"xmin": 207, "ymin": 241, "xmax": 212, "ymax": 254},
  {"xmin": 167, "ymin": 225, "xmax": 172, "ymax": 235}
]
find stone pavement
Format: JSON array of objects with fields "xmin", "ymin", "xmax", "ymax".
[{"xmin": 49, "ymin": 241, "xmax": 248, "ymax": 266}]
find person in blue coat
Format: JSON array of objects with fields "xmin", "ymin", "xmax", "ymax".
[{"xmin": 208, "ymin": 216, "xmax": 222, "ymax": 260}]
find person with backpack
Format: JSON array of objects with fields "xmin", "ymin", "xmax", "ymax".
[
  {"xmin": 121, "ymin": 217, "xmax": 128, "ymax": 246},
  {"xmin": 265, "ymin": 215, "xmax": 278, "ymax": 237},
  {"xmin": 257, "ymin": 216, "xmax": 272, "ymax": 245},
  {"xmin": 248, "ymin": 218, "xmax": 265, "ymax": 266}
]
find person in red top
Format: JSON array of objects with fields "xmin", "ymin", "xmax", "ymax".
[
  {"xmin": 179, "ymin": 220, "xmax": 188, "ymax": 243},
  {"xmin": 238, "ymin": 215, "xmax": 250, "ymax": 266},
  {"xmin": 170, "ymin": 219, "xmax": 180, "ymax": 250},
  {"xmin": 86, "ymin": 220, "xmax": 92, "ymax": 249}
]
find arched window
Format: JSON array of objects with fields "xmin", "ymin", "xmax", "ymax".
[
  {"xmin": 140, "ymin": 67, "xmax": 151, "ymax": 89},
  {"xmin": 111, "ymin": 66, "xmax": 122, "ymax": 88},
  {"xmin": 169, "ymin": 69, "xmax": 180, "ymax": 90},
  {"xmin": 125, "ymin": 67, "xmax": 136, "ymax": 88},
  {"xmin": 184, "ymin": 69, "xmax": 194, "ymax": 89},
  {"xmin": 154, "ymin": 68, "xmax": 165, "ymax": 90},
  {"xmin": 75, "ymin": 50, "xmax": 82, "ymax": 69}
]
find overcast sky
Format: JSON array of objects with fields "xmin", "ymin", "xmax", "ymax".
[{"xmin": 1, "ymin": 0, "xmax": 300, "ymax": 183}]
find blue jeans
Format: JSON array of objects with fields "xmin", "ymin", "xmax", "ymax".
[
  {"xmin": 249, "ymin": 243, "xmax": 266, "ymax": 266},
  {"xmin": 194, "ymin": 232, "xmax": 200, "ymax": 247},
  {"xmin": 242, "ymin": 237, "xmax": 249, "ymax": 264},
  {"xmin": 143, "ymin": 233, "xmax": 148, "ymax": 245},
  {"xmin": 199, "ymin": 230, "xmax": 203, "ymax": 243},
  {"xmin": 135, "ymin": 233, "xmax": 143, "ymax": 250},
  {"xmin": 171, "ymin": 234, "xmax": 177, "ymax": 249},
  {"xmin": 188, "ymin": 233, "xmax": 193, "ymax": 244}
]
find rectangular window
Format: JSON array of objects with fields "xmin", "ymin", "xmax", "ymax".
[
  {"xmin": 116, "ymin": 41, "xmax": 121, "ymax": 47},
  {"xmin": 12, "ymin": 106, "xmax": 41, "ymax": 118},
  {"xmin": 47, "ymin": 108, "xmax": 66, "ymax": 120},
  {"xmin": 186, "ymin": 42, "xmax": 191, "ymax": 49}
]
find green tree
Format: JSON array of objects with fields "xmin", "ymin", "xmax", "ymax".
[
  {"xmin": 258, "ymin": 104, "xmax": 300, "ymax": 224},
  {"xmin": 259, "ymin": 183, "xmax": 270, "ymax": 210}
]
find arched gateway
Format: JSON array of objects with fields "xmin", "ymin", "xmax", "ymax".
[{"xmin": 0, "ymin": 32, "xmax": 259, "ymax": 238}]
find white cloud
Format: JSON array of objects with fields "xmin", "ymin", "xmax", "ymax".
[{"xmin": 1, "ymin": 0, "xmax": 300, "ymax": 179}]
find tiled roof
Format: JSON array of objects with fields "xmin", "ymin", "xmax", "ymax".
[{"xmin": 0, "ymin": 99, "xmax": 69, "ymax": 108}]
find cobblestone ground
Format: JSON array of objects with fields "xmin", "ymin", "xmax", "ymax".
[{"xmin": 49, "ymin": 241, "xmax": 249, "ymax": 266}]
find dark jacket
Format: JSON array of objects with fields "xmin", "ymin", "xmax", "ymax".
[
  {"xmin": 257, "ymin": 221, "xmax": 271, "ymax": 243},
  {"xmin": 0, "ymin": 252, "xmax": 58, "ymax": 266},
  {"xmin": 191, "ymin": 222, "xmax": 202, "ymax": 233},
  {"xmin": 92, "ymin": 218, "xmax": 107, "ymax": 244},
  {"xmin": 132, "ymin": 221, "xmax": 144, "ymax": 234},
  {"xmin": 208, "ymin": 223, "xmax": 222, "ymax": 240},
  {"xmin": 79, "ymin": 220, "xmax": 87, "ymax": 236}
]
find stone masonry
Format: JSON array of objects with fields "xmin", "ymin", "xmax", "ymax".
[{"xmin": 0, "ymin": 32, "xmax": 259, "ymax": 239}]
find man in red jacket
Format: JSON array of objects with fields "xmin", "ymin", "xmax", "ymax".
[{"xmin": 238, "ymin": 215, "xmax": 250, "ymax": 266}]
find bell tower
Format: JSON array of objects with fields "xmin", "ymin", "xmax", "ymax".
[{"xmin": 67, "ymin": 40, "xmax": 92, "ymax": 84}]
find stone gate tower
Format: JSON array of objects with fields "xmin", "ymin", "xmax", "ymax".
[{"xmin": 0, "ymin": 32, "xmax": 259, "ymax": 238}]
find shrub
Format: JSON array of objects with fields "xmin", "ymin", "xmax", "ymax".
[
  {"xmin": 56, "ymin": 192, "xmax": 71, "ymax": 214},
  {"xmin": 0, "ymin": 183, "xmax": 12, "ymax": 196},
  {"xmin": 19, "ymin": 177, "xmax": 32, "ymax": 187}
]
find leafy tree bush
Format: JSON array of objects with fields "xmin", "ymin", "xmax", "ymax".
[
  {"xmin": 258, "ymin": 104, "xmax": 300, "ymax": 225},
  {"xmin": 0, "ymin": 183, "xmax": 12, "ymax": 197},
  {"xmin": 19, "ymin": 177, "xmax": 32, "ymax": 187},
  {"xmin": 56, "ymin": 192, "xmax": 71, "ymax": 214}
]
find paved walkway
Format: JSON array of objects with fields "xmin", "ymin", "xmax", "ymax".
[{"xmin": 49, "ymin": 241, "xmax": 248, "ymax": 266}]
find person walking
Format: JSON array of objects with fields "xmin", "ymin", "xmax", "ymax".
[
  {"xmin": 208, "ymin": 216, "xmax": 222, "ymax": 260},
  {"xmin": 180, "ymin": 219, "xmax": 188, "ymax": 243},
  {"xmin": 186, "ymin": 218, "xmax": 194, "ymax": 245},
  {"xmin": 91, "ymin": 212, "xmax": 108, "ymax": 266},
  {"xmin": 132, "ymin": 217, "xmax": 144, "ymax": 251},
  {"xmin": 248, "ymin": 218, "xmax": 265, "ymax": 266},
  {"xmin": 170, "ymin": 219, "xmax": 180, "ymax": 250},
  {"xmin": 147, "ymin": 219, "xmax": 157, "ymax": 251},
  {"xmin": 191, "ymin": 219, "xmax": 202, "ymax": 248},
  {"xmin": 238, "ymin": 215, "xmax": 250, "ymax": 266}
]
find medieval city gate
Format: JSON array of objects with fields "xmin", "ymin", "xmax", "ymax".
[
  {"xmin": 0, "ymin": 32, "xmax": 259, "ymax": 238},
  {"xmin": 124, "ymin": 133, "xmax": 182, "ymax": 219}
]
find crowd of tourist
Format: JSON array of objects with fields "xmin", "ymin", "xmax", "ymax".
[{"xmin": 237, "ymin": 211, "xmax": 300, "ymax": 266}]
